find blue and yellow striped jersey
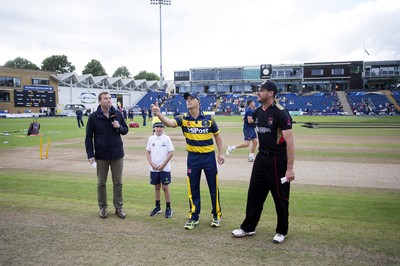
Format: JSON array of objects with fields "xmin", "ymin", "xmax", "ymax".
[{"xmin": 174, "ymin": 111, "xmax": 219, "ymax": 153}]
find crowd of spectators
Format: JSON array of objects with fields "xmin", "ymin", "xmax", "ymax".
[{"xmin": 132, "ymin": 90, "xmax": 399, "ymax": 116}]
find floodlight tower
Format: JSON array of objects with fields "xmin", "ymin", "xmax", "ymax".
[{"xmin": 150, "ymin": 0, "xmax": 171, "ymax": 92}]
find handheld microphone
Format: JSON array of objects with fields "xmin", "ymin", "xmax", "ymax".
[
  {"xmin": 109, "ymin": 109, "xmax": 119, "ymax": 132},
  {"xmin": 109, "ymin": 110, "xmax": 116, "ymax": 122}
]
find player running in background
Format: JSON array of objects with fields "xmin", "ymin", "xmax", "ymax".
[{"xmin": 226, "ymin": 99, "xmax": 258, "ymax": 162}]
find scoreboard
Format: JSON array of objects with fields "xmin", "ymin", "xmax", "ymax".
[{"xmin": 14, "ymin": 86, "xmax": 56, "ymax": 108}]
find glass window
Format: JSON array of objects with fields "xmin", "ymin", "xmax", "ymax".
[
  {"xmin": 243, "ymin": 68, "xmax": 260, "ymax": 80},
  {"xmin": 32, "ymin": 78, "xmax": 50, "ymax": 85},
  {"xmin": 191, "ymin": 70, "xmax": 217, "ymax": 81},
  {"xmin": 0, "ymin": 76, "xmax": 20, "ymax": 87},
  {"xmin": 208, "ymin": 85, "xmax": 216, "ymax": 92},
  {"xmin": 174, "ymin": 71, "xmax": 189, "ymax": 78},
  {"xmin": 379, "ymin": 66, "xmax": 395, "ymax": 75},
  {"xmin": 273, "ymin": 68, "xmax": 302, "ymax": 78},
  {"xmin": 311, "ymin": 69, "xmax": 323, "ymax": 76},
  {"xmin": 232, "ymin": 85, "xmax": 243, "ymax": 92},
  {"xmin": 371, "ymin": 68, "xmax": 379, "ymax": 76},
  {"xmin": 332, "ymin": 69, "xmax": 344, "ymax": 75},
  {"xmin": 178, "ymin": 85, "xmax": 190, "ymax": 93},
  {"xmin": 217, "ymin": 84, "xmax": 230, "ymax": 93},
  {"xmin": 292, "ymin": 68, "xmax": 302, "ymax": 77},
  {"xmin": 284, "ymin": 69, "xmax": 293, "ymax": 77},
  {"xmin": 218, "ymin": 69, "xmax": 242, "ymax": 80},
  {"xmin": 191, "ymin": 85, "xmax": 204, "ymax": 93},
  {"xmin": 174, "ymin": 71, "xmax": 190, "ymax": 81},
  {"xmin": 15, "ymin": 78, "xmax": 21, "ymax": 87},
  {"xmin": 0, "ymin": 91, "xmax": 10, "ymax": 102},
  {"xmin": 243, "ymin": 85, "xmax": 253, "ymax": 92}
]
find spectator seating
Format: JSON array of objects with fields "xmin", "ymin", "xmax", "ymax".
[
  {"xmin": 135, "ymin": 90, "xmax": 400, "ymax": 115},
  {"xmin": 136, "ymin": 91, "xmax": 167, "ymax": 110},
  {"xmin": 279, "ymin": 93, "xmax": 340, "ymax": 113},
  {"xmin": 164, "ymin": 94, "xmax": 186, "ymax": 113},
  {"xmin": 392, "ymin": 92, "xmax": 400, "ymax": 104},
  {"xmin": 347, "ymin": 92, "xmax": 391, "ymax": 113}
]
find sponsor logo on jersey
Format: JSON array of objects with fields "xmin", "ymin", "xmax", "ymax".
[
  {"xmin": 187, "ymin": 127, "xmax": 209, "ymax": 134},
  {"xmin": 256, "ymin": 126, "xmax": 271, "ymax": 133}
]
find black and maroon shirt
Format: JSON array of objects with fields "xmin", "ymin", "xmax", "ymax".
[{"xmin": 252, "ymin": 101, "xmax": 292, "ymax": 155}]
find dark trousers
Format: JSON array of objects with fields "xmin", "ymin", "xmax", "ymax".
[
  {"xmin": 96, "ymin": 158, "xmax": 124, "ymax": 209},
  {"xmin": 77, "ymin": 117, "xmax": 84, "ymax": 128},
  {"xmin": 241, "ymin": 152, "xmax": 290, "ymax": 235},
  {"xmin": 186, "ymin": 152, "xmax": 221, "ymax": 221}
]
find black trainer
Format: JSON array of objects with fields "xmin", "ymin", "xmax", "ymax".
[
  {"xmin": 165, "ymin": 207, "xmax": 173, "ymax": 218},
  {"xmin": 150, "ymin": 207, "xmax": 162, "ymax": 217}
]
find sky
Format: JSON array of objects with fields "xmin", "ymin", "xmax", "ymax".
[{"xmin": 1, "ymin": 0, "xmax": 399, "ymax": 80}]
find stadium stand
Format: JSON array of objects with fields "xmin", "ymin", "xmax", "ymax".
[
  {"xmin": 164, "ymin": 94, "xmax": 186, "ymax": 113},
  {"xmin": 278, "ymin": 92, "xmax": 342, "ymax": 114},
  {"xmin": 392, "ymin": 91, "xmax": 400, "ymax": 104},
  {"xmin": 136, "ymin": 91, "xmax": 167, "ymax": 110},
  {"xmin": 135, "ymin": 89, "xmax": 400, "ymax": 116},
  {"xmin": 150, "ymin": 92, "xmax": 344, "ymax": 115},
  {"xmin": 346, "ymin": 92, "xmax": 396, "ymax": 114}
]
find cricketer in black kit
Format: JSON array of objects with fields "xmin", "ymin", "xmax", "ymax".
[{"xmin": 232, "ymin": 80, "xmax": 295, "ymax": 244}]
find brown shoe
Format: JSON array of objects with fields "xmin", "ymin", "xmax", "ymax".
[
  {"xmin": 99, "ymin": 208, "xmax": 107, "ymax": 219},
  {"xmin": 115, "ymin": 208, "xmax": 126, "ymax": 219}
]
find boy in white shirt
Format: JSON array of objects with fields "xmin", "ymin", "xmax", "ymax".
[{"xmin": 146, "ymin": 122, "xmax": 175, "ymax": 218}]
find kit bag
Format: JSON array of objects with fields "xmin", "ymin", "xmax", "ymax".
[
  {"xmin": 129, "ymin": 122, "xmax": 139, "ymax": 128},
  {"xmin": 27, "ymin": 118, "xmax": 40, "ymax": 135}
]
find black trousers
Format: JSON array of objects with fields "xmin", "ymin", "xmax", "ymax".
[
  {"xmin": 241, "ymin": 152, "xmax": 290, "ymax": 235},
  {"xmin": 77, "ymin": 117, "xmax": 84, "ymax": 127}
]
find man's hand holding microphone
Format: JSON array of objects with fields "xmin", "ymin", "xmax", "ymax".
[
  {"xmin": 110, "ymin": 112, "xmax": 120, "ymax": 130},
  {"xmin": 112, "ymin": 120, "xmax": 120, "ymax": 129}
]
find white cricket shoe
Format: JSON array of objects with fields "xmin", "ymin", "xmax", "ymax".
[
  {"xmin": 273, "ymin": 233, "xmax": 286, "ymax": 244},
  {"xmin": 232, "ymin": 228, "xmax": 256, "ymax": 237},
  {"xmin": 226, "ymin": 146, "xmax": 234, "ymax": 156}
]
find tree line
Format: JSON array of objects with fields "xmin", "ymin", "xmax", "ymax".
[{"xmin": 3, "ymin": 55, "xmax": 159, "ymax": 81}]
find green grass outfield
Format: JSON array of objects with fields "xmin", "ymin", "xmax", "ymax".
[
  {"xmin": 1, "ymin": 170, "xmax": 399, "ymax": 265},
  {"xmin": 1, "ymin": 115, "xmax": 400, "ymax": 147},
  {"xmin": 1, "ymin": 115, "xmax": 400, "ymax": 265},
  {"xmin": 4, "ymin": 115, "xmax": 400, "ymax": 161}
]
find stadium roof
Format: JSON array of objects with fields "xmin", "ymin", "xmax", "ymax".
[{"xmin": 56, "ymin": 72, "xmax": 171, "ymax": 92}]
